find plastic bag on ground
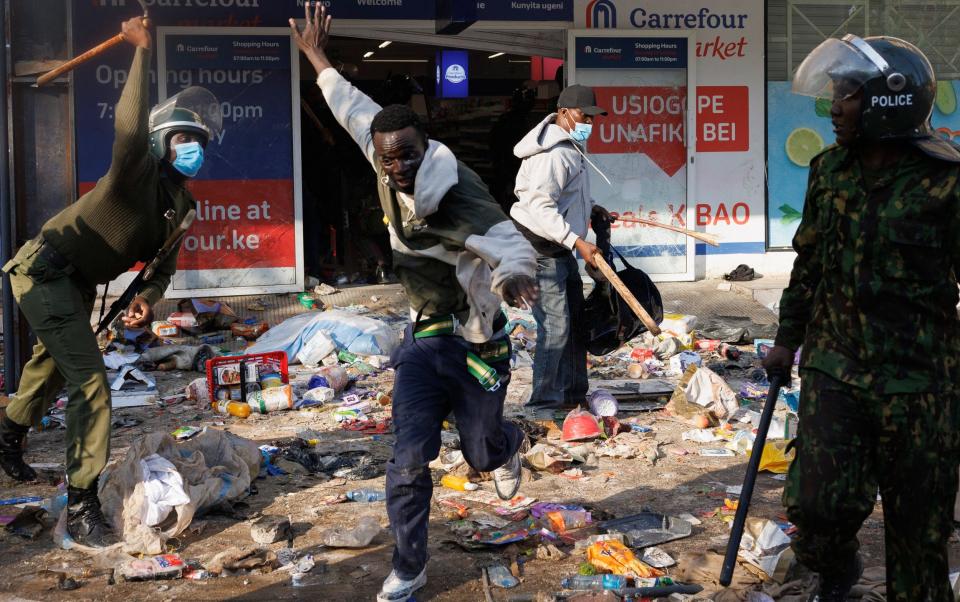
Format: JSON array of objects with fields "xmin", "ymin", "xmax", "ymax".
[
  {"xmin": 139, "ymin": 454, "xmax": 190, "ymax": 527},
  {"xmin": 247, "ymin": 310, "xmax": 398, "ymax": 362},
  {"xmin": 98, "ymin": 430, "xmax": 261, "ymax": 554},
  {"xmin": 319, "ymin": 515, "xmax": 381, "ymax": 548},
  {"xmin": 758, "ymin": 439, "xmax": 795, "ymax": 474}
]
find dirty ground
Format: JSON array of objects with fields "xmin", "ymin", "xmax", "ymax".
[{"xmin": 0, "ymin": 280, "xmax": 956, "ymax": 602}]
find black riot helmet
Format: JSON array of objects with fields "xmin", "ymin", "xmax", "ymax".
[{"xmin": 793, "ymin": 35, "xmax": 960, "ymax": 161}]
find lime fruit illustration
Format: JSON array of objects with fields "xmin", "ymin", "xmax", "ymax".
[
  {"xmin": 814, "ymin": 97, "xmax": 831, "ymax": 118},
  {"xmin": 936, "ymin": 80, "xmax": 956, "ymax": 115},
  {"xmin": 785, "ymin": 127, "xmax": 824, "ymax": 167}
]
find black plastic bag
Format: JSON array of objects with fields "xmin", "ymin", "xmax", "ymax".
[{"xmin": 582, "ymin": 215, "xmax": 663, "ymax": 356}]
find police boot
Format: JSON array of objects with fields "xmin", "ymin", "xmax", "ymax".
[
  {"xmin": 67, "ymin": 481, "xmax": 116, "ymax": 548},
  {"xmin": 0, "ymin": 416, "xmax": 37, "ymax": 482},
  {"xmin": 811, "ymin": 553, "xmax": 863, "ymax": 602}
]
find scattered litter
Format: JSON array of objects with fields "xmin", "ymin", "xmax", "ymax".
[
  {"xmin": 486, "ymin": 564, "xmax": 520, "ymax": 588},
  {"xmin": 120, "ymin": 554, "xmax": 186, "ymax": 581},
  {"xmin": 587, "ymin": 539, "xmax": 664, "ymax": 578},
  {"xmin": 700, "ymin": 448, "xmax": 736, "ymax": 457},
  {"xmin": 207, "ymin": 546, "xmax": 278, "ymax": 575},
  {"xmin": 641, "ymin": 546, "xmax": 676, "ymax": 568},
  {"xmin": 600, "ymin": 512, "xmax": 693, "ymax": 548}
]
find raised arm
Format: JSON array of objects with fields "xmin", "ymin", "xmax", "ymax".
[
  {"xmin": 108, "ymin": 17, "xmax": 154, "ymax": 191},
  {"xmin": 290, "ymin": 3, "xmax": 380, "ymax": 168}
]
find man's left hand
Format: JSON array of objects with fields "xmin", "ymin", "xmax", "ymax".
[
  {"xmin": 122, "ymin": 296, "xmax": 153, "ymax": 328},
  {"xmin": 501, "ymin": 275, "xmax": 539, "ymax": 310}
]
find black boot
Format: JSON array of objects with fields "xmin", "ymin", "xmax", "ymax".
[
  {"xmin": 811, "ymin": 553, "xmax": 863, "ymax": 602},
  {"xmin": 67, "ymin": 482, "xmax": 115, "ymax": 548},
  {"xmin": 0, "ymin": 416, "xmax": 37, "ymax": 482}
]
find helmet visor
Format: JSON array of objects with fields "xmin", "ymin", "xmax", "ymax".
[
  {"xmin": 150, "ymin": 86, "xmax": 223, "ymax": 139},
  {"xmin": 792, "ymin": 37, "xmax": 883, "ymax": 100}
]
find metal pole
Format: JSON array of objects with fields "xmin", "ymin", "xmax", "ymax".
[{"xmin": 0, "ymin": 0, "xmax": 15, "ymax": 395}]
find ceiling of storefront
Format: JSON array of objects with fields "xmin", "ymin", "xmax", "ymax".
[{"xmin": 305, "ymin": 35, "xmax": 553, "ymax": 82}]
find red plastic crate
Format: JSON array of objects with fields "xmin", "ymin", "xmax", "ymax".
[{"xmin": 205, "ymin": 351, "xmax": 289, "ymax": 405}]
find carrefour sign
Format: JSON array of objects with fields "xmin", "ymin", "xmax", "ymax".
[{"xmin": 584, "ymin": 0, "xmax": 749, "ymax": 30}]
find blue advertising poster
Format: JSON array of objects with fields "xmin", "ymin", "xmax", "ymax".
[
  {"xmin": 437, "ymin": 49, "xmax": 469, "ymax": 98},
  {"xmin": 156, "ymin": 30, "xmax": 300, "ymax": 290},
  {"xmin": 574, "ymin": 36, "xmax": 687, "ymax": 69},
  {"xmin": 767, "ymin": 79, "xmax": 960, "ymax": 247}
]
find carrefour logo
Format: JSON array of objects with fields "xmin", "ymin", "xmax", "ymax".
[
  {"xmin": 586, "ymin": 0, "xmax": 617, "ymax": 29},
  {"xmin": 445, "ymin": 64, "xmax": 466, "ymax": 84}
]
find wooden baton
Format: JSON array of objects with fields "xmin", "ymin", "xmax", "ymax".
[
  {"xmin": 615, "ymin": 215, "xmax": 721, "ymax": 247},
  {"xmin": 591, "ymin": 252, "xmax": 661, "ymax": 336},
  {"xmin": 35, "ymin": 33, "xmax": 127, "ymax": 87}
]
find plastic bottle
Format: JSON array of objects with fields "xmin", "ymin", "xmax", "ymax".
[
  {"xmin": 217, "ymin": 399, "xmax": 252, "ymax": 419},
  {"xmin": 346, "ymin": 489, "xmax": 387, "ymax": 503},
  {"xmin": 440, "ymin": 474, "xmax": 479, "ymax": 491},
  {"xmin": 337, "ymin": 349, "xmax": 358, "ymax": 364},
  {"xmin": 560, "ymin": 574, "xmax": 628, "ymax": 590},
  {"xmin": 308, "ymin": 366, "xmax": 349, "ymax": 392},
  {"xmin": 247, "ymin": 384, "xmax": 294, "ymax": 414}
]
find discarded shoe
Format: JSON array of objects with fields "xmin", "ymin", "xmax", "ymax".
[
  {"xmin": 377, "ymin": 568, "xmax": 427, "ymax": 602},
  {"xmin": 67, "ymin": 482, "xmax": 116, "ymax": 548},
  {"xmin": 0, "ymin": 416, "xmax": 37, "ymax": 482},
  {"xmin": 723, "ymin": 264, "xmax": 756, "ymax": 281}
]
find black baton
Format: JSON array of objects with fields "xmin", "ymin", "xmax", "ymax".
[{"xmin": 720, "ymin": 372, "xmax": 787, "ymax": 586}]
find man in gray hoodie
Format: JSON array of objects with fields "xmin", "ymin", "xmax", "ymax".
[{"xmin": 512, "ymin": 85, "xmax": 610, "ymax": 409}]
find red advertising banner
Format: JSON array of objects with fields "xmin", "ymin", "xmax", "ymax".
[
  {"xmin": 78, "ymin": 178, "xmax": 296, "ymax": 271},
  {"xmin": 696, "ymin": 85, "xmax": 749, "ymax": 152},
  {"xmin": 591, "ymin": 86, "xmax": 687, "ymax": 176}
]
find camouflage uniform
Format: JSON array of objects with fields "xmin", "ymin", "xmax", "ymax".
[{"xmin": 776, "ymin": 143, "xmax": 960, "ymax": 601}]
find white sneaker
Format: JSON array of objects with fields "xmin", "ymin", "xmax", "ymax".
[
  {"xmin": 493, "ymin": 451, "xmax": 522, "ymax": 500},
  {"xmin": 377, "ymin": 568, "xmax": 427, "ymax": 602}
]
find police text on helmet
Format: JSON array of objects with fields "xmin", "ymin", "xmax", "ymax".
[{"xmin": 871, "ymin": 94, "xmax": 913, "ymax": 108}]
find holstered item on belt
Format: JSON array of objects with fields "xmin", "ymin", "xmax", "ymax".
[
  {"xmin": 36, "ymin": 240, "xmax": 72, "ymax": 271},
  {"xmin": 3, "ymin": 238, "xmax": 69, "ymax": 275}
]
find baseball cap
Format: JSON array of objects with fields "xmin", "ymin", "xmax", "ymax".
[{"xmin": 557, "ymin": 85, "xmax": 607, "ymax": 116}]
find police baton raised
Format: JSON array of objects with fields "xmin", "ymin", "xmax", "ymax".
[
  {"xmin": 35, "ymin": 0, "xmax": 149, "ymax": 87},
  {"xmin": 720, "ymin": 372, "xmax": 787, "ymax": 586}
]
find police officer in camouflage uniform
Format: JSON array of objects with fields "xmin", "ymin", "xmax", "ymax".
[
  {"xmin": 0, "ymin": 17, "xmax": 220, "ymax": 547},
  {"xmin": 765, "ymin": 35, "xmax": 960, "ymax": 601}
]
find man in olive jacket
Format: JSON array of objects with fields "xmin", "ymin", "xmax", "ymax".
[{"xmin": 0, "ymin": 16, "xmax": 218, "ymax": 547}]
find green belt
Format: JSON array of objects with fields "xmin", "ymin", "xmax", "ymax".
[{"xmin": 413, "ymin": 314, "xmax": 510, "ymax": 392}]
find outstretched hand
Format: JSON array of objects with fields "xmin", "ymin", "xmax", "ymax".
[
  {"xmin": 502, "ymin": 275, "xmax": 539, "ymax": 310},
  {"xmin": 289, "ymin": 1, "xmax": 333, "ymax": 74}
]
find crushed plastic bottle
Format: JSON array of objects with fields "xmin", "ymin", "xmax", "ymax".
[
  {"xmin": 560, "ymin": 574, "xmax": 628, "ymax": 591},
  {"xmin": 346, "ymin": 489, "xmax": 386, "ymax": 503}
]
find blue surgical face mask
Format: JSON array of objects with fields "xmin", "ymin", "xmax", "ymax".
[
  {"xmin": 565, "ymin": 113, "xmax": 593, "ymax": 144},
  {"xmin": 172, "ymin": 141, "xmax": 204, "ymax": 177}
]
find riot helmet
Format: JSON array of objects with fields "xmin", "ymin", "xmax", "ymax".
[
  {"xmin": 793, "ymin": 34, "xmax": 960, "ymax": 161},
  {"xmin": 148, "ymin": 86, "xmax": 223, "ymax": 160}
]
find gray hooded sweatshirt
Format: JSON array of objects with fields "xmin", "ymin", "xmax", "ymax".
[{"xmin": 510, "ymin": 113, "xmax": 594, "ymax": 253}]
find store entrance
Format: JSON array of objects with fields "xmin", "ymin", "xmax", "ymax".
[{"xmin": 296, "ymin": 36, "xmax": 563, "ymax": 285}]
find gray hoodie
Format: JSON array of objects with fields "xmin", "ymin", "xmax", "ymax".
[{"xmin": 510, "ymin": 113, "xmax": 594, "ymax": 252}]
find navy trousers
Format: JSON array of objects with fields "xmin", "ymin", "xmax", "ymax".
[{"xmin": 387, "ymin": 327, "xmax": 523, "ymax": 579}]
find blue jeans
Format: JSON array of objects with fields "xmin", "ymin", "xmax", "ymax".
[
  {"xmin": 529, "ymin": 253, "xmax": 588, "ymax": 407},
  {"xmin": 386, "ymin": 326, "xmax": 524, "ymax": 579}
]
